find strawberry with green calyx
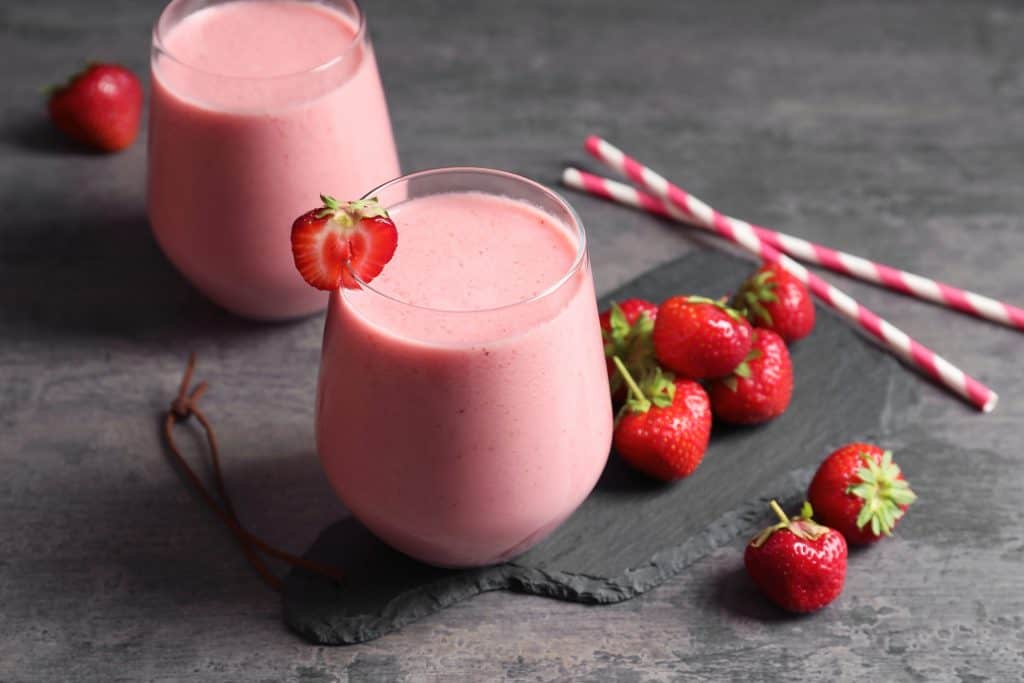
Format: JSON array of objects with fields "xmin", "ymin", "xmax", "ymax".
[
  {"xmin": 600, "ymin": 299, "xmax": 658, "ymax": 398},
  {"xmin": 807, "ymin": 443, "xmax": 917, "ymax": 545},
  {"xmin": 707, "ymin": 329, "xmax": 792, "ymax": 424},
  {"xmin": 611, "ymin": 356, "xmax": 711, "ymax": 481},
  {"xmin": 290, "ymin": 195, "xmax": 398, "ymax": 291},
  {"xmin": 744, "ymin": 500, "xmax": 847, "ymax": 613},
  {"xmin": 732, "ymin": 263, "xmax": 815, "ymax": 343},
  {"xmin": 653, "ymin": 295, "xmax": 753, "ymax": 379}
]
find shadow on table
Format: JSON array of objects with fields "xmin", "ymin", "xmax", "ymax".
[
  {"xmin": 3, "ymin": 114, "xmax": 109, "ymax": 156},
  {"xmin": 0, "ymin": 207, "xmax": 277, "ymax": 343},
  {"xmin": 30, "ymin": 433, "xmax": 346, "ymax": 612},
  {"xmin": 1, "ymin": 111, "xmax": 274, "ymax": 342},
  {"xmin": 593, "ymin": 452, "xmax": 671, "ymax": 495},
  {"xmin": 710, "ymin": 565, "xmax": 806, "ymax": 623}
]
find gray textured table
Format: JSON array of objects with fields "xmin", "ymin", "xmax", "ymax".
[{"xmin": 2, "ymin": 1, "xmax": 1023, "ymax": 680}]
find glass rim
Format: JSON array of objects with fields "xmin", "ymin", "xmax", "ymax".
[
  {"xmin": 347, "ymin": 166, "xmax": 589, "ymax": 315},
  {"xmin": 151, "ymin": 0, "xmax": 367, "ymax": 82}
]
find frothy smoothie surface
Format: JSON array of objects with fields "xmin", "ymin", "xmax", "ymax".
[
  {"xmin": 373, "ymin": 192, "xmax": 579, "ymax": 311},
  {"xmin": 161, "ymin": 1, "xmax": 358, "ymax": 78}
]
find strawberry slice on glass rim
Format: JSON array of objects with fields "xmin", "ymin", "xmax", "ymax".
[{"xmin": 290, "ymin": 195, "xmax": 398, "ymax": 290}]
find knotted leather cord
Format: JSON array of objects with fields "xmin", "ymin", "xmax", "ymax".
[{"xmin": 162, "ymin": 353, "xmax": 346, "ymax": 591}]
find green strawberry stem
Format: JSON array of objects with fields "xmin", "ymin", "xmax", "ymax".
[
  {"xmin": 769, "ymin": 499, "xmax": 790, "ymax": 525},
  {"xmin": 612, "ymin": 355, "xmax": 649, "ymax": 411},
  {"xmin": 316, "ymin": 195, "xmax": 389, "ymax": 223},
  {"xmin": 732, "ymin": 269, "xmax": 779, "ymax": 325},
  {"xmin": 752, "ymin": 499, "xmax": 829, "ymax": 547}
]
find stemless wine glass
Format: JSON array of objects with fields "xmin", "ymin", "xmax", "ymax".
[
  {"xmin": 316, "ymin": 168, "xmax": 614, "ymax": 568},
  {"xmin": 148, "ymin": 0, "xmax": 400, "ymax": 320}
]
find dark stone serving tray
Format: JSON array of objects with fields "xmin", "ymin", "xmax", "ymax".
[{"xmin": 282, "ymin": 249, "xmax": 919, "ymax": 645}]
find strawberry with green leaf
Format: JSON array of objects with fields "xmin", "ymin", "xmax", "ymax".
[
  {"xmin": 611, "ymin": 356, "xmax": 711, "ymax": 481},
  {"xmin": 744, "ymin": 500, "xmax": 847, "ymax": 613},
  {"xmin": 732, "ymin": 263, "xmax": 815, "ymax": 343},
  {"xmin": 653, "ymin": 295, "xmax": 752, "ymax": 379},
  {"xmin": 807, "ymin": 443, "xmax": 917, "ymax": 545},
  {"xmin": 600, "ymin": 299, "xmax": 658, "ymax": 399},
  {"xmin": 290, "ymin": 195, "xmax": 398, "ymax": 291},
  {"xmin": 706, "ymin": 329, "xmax": 792, "ymax": 424}
]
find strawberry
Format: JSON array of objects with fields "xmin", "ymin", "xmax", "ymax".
[
  {"xmin": 807, "ymin": 443, "xmax": 917, "ymax": 545},
  {"xmin": 744, "ymin": 501, "xmax": 847, "ymax": 613},
  {"xmin": 653, "ymin": 296, "xmax": 752, "ymax": 379},
  {"xmin": 706, "ymin": 329, "xmax": 792, "ymax": 424},
  {"xmin": 611, "ymin": 357, "xmax": 712, "ymax": 481},
  {"xmin": 600, "ymin": 299, "xmax": 658, "ymax": 399},
  {"xmin": 47, "ymin": 63, "xmax": 143, "ymax": 152},
  {"xmin": 290, "ymin": 195, "xmax": 398, "ymax": 291},
  {"xmin": 733, "ymin": 263, "xmax": 815, "ymax": 343},
  {"xmin": 600, "ymin": 298, "xmax": 658, "ymax": 345}
]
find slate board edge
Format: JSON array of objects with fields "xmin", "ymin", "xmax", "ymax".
[{"xmin": 284, "ymin": 468, "xmax": 815, "ymax": 645}]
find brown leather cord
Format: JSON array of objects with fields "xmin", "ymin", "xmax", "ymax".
[{"xmin": 162, "ymin": 353, "xmax": 346, "ymax": 591}]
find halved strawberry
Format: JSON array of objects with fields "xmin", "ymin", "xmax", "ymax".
[{"xmin": 290, "ymin": 195, "xmax": 398, "ymax": 291}]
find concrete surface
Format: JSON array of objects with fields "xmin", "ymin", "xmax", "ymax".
[{"xmin": 2, "ymin": 0, "xmax": 1023, "ymax": 680}]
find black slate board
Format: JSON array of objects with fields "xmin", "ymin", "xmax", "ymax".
[{"xmin": 283, "ymin": 250, "xmax": 920, "ymax": 645}]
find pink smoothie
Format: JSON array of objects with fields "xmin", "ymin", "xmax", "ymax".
[
  {"xmin": 148, "ymin": 0, "xmax": 399, "ymax": 319},
  {"xmin": 316, "ymin": 190, "xmax": 613, "ymax": 567}
]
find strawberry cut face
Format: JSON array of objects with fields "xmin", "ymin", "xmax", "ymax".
[
  {"xmin": 340, "ymin": 214, "xmax": 399, "ymax": 289},
  {"xmin": 290, "ymin": 196, "xmax": 398, "ymax": 291}
]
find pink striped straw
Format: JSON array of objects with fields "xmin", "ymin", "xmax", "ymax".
[
  {"xmin": 568, "ymin": 138, "xmax": 998, "ymax": 412},
  {"xmin": 580, "ymin": 145, "xmax": 1024, "ymax": 333}
]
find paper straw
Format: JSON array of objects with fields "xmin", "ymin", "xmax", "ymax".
[
  {"xmin": 579, "ymin": 149, "xmax": 1024, "ymax": 333},
  {"xmin": 567, "ymin": 141, "xmax": 998, "ymax": 412}
]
